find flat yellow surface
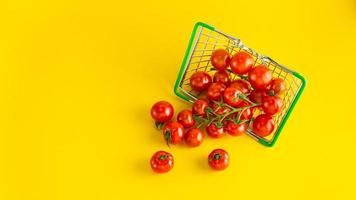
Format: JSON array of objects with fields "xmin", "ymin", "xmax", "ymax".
[{"xmin": 1, "ymin": 0, "xmax": 356, "ymax": 199}]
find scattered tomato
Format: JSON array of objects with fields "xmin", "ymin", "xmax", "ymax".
[
  {"xmin": 207, "ymin": 82, "xmax": 226, "ymax": 101},
  {"xmin": 192, "ymin": 99, "xmax": 209, "ymax": 116},
  {"xmin": 177, "ymin": 109, "xmax": 195, "ymax": 128},
  {"xmin": 262, "ymin": 95, "xmax": 283, "ymax": 115},
  {"xmin": 184, "ymin": 128, "xmax": 204, "ymax": 147},
  {"xmin": 223, "ymin": 86, "xmax": 243, "ymax": 107},
  {"xmin": 248, "ymin": 65, "xmax": 273, "ymax": 90},
  {"xmin": 162, "ymin": 121, "xmax": 184, "ymax": 145},
  {"xmin": 190, "ymin": 71, "xmax": 212, "ymax": 92},
  {"xmin": 230, "ymin": 52, "xmax": 254, "ymax": 75},
  {"xmin": 208, "ymin": 149, "xmax": 229, "ymax": 170},
  {"xmin": 151, "ymin": 101, "xmax": 174, "ymax": 123},
  {"xmin": 150, "ymin": 151, "xmax": 174, "ymax": 173},
  {"xmin": 210, "ymin": 49, "xmax": 231, "ymax": 71},
  {"xmin": 252, "ymin": 114, "xmax": 275, "ymax": 137},
  {"xmin": 206, "ymin": 122, "xmax": 225, "ymax": 138}
]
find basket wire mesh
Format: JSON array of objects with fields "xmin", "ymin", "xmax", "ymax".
[{"xmin": 174, "ymin": 22, "xmax": 306, "ymax": 147}]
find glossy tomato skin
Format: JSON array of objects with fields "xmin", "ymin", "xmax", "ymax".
[
  {"xmin": 229, "ymin": 79, "xmax": 251, "ymax": 94},
  {"xmin": 162, "ymin": 121, "xmax": 184, "ymax": 145},
  {"xmin": 249, "ymin": 90, "xmax": 268, "ymax": 104},
  {"xmin": 230, "ymin": 52, "xmax": 254, "ymax": 75},
  {"xmin": 213, "ymin": 70, "xmax": 231, "ymax": 85},
  {"xmin": 151, "ymin": 101, "xmax": 174, "ymax": 123},
  {"xmin": 208, "ymin": 149, "xmax": 229, "ymax": 170},
  {"xmin": 270, "ymin": 78, "xmax": 286, "ymax": 95},
  {"xmin": 206, "ymin": 122, "xmax": 225, "ymax": 138},
  {"xmin": 252, "ymin": 114, "xmax": 275, "ymax": 137},
  {"xmin": 184, "ymin": 128, "xmax": 204, "ymax": 147},
  {"xmin": 237, "ymin": 101, "xmax": 255, "ymax": 120},
  {"xmin": 207, "ymin": 82, "xmax": 226, "ymax": 101},
  {"xmin": 262, "ymin": 95, "xmax": 283, "ymax": 115},
  {"xmin": 190, "ymin": 71, "xmax": 212, "ymax": 92},
  {"xmin": 224, "ymin": 121, "xmax": 247, "ymax": 136},
  {"xmin": 192, "ymin": 99, "xmax": 209, "ymax": 116},
  {"xmin": 248, "ymin": 65, "xmax": 273, "ymax": 90},
  {"xmin": 177, "ymin": 109, "xmax": 195, "ymax": 128},
  {"xmin": 210, "ymin": 49, "xmax": 231, "ymax": 71},
  {"xmin": 223, "ymin": 86, "xmax": 243, "ymax": 107},
  {"xmin": 150, "ymin": 151, "xmax": 174, "ymax": 173}
]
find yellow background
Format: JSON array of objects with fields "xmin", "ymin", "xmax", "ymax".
[{"xmin": 1, "ymin": 0, "xmax": 356, "ymax": 199}]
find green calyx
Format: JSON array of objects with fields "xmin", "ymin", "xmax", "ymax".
[{"xmin": 213, "ymin": 153, "xmax": 221, "ymax": 160}]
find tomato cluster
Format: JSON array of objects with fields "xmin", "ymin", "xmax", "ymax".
[{"xmin": 149, "ymin": 49, "xmax": 287, "ymax": 173}]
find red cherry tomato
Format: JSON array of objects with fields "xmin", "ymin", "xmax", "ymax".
[
  {"xmin": 150, "ymin": 151, "xmax": 174, "ymax": 173},
  {"xmin": 151, "ymin": 101, "xmax": 174, "ymax": 123},
  {"xmin": 252, "ymin": 114, "xmax": 275, "ymax": 137},
  {"xmin": 262, "ymin": 95, "xmax": 283, "ymax": 115},
  {"xmin": 224, "ymin": 121, "xmax": 247, "ymax": 136},
  {"xmin": 190, "ymin": 71, "xmax": 212, "ymax": 92},
  {"xmin": 223, "ymin": 86, "xmax": 243, "ymax": 107},
  {"xmin": 207, "ymin": 82, "xmax": 226, "ymax": 101},
  {"xmin": 229, "ymin": 79, "xmax": 251, "ymax": 94},
  {"xmin": 213, "ymin": 70, "xmax": 231, "ymax": 85},
  {"xmin": 208, "ymin": 149, "xmax": 229, "ymax": 170},
  {"xmin": 237, "ymin": 101, "xmax": 255, "ymax": 120},
  {"xmin": 249, "ymin": 90, "xmax": 268, "ymax": 104},
  {"xmin": 162, "ymin": 121, "xmax": 184, "ymax": 145},
  {"xmin": 248, "ymin": 65, "xmax": 273, "ymax": 90},
  {"xmin": 206, "ymin": 122, "xmax": 225, "ymax": 138},
  {"xmin": 177, "ymin": 109, "xmax": 195, "ymax": 128},
  {"xmin": 184, "ymin": 128, "xmax": 204, "ymax": 147},
  {"xmin": 211, "ymin": 102, "xmax": 231, "ymax": 115},
  {"xmin": 210, "ymin": 49, "xmax": 231, "ymax": 71},
  {"xmin": 230, "ymin": 52, "xmax": 254, "ymax": 75},
  {"xmin": 192, "ymin": 99, "xmax": 209, "ymax": 116},
  {"xmin": 270, "ymin": 78, "xmax": 286, "ymax": 95}
]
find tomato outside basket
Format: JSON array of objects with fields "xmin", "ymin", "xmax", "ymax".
[{"xmin": 174, "ymin": 22, "xmax": 306, "ymax": 147}]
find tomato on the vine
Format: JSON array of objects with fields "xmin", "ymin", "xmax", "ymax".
[
  {"xmin": 262, "ymin": 95, "xmax": 283, "ymax": 115},
  {"xmin": 207, "ymin": 82, "xmax": 226, "ymax": 101},
  {"xmin": 213, "ymin": 70, "xmax": 231, "ymax": 85},
  {"xmin": 208, "ymin": 149, "xmax": 229, "ymax": 170},
  {"xmin": 252, "ymin": 114, "xmax": 275, "ymax": 137},
  {"xmin": 192, "ymin": 99, "xmax": 209, "ymax": 116},
  {"xmin": 190, "ymin": 71, "xmax": 212, "ymax": 92},
  {"xmin": 184, "ymin": 128, "xmax": 204, "ymax": 147},
  {"xmin": 269, "ymin": 78, "xmax": 286, "ymax": 95},
  {"xmin": 210, "ymin": 49, "xmax": 231, "ymax": 71},
  {"xmin": 206, "ymin": 122, "xmax": 224, "ymax": 138},
  {"xmin": 229, "ymin": 79, "xmax": 251, "ymax": 94},
  {"xmin": 224, "ymin": 121, "xmax": 247, "ymax": 136},
  {"xmin": 162, "ymin": 121, "xmax": 184, "ymax": 145},
  {"xmin": 223, "ymin": 86, "xmax": 243, "ymax": 107},
  {"xmin": 211, "ymin": 102, "xmax": 231, "ymax": 115},
  {"xmin": 177, "ymin": 109, "xmax": 195, "ymax": 128},
  {"xmin": 230, "ymin": 52, "xmax": 254, "ymax": 75},
  {"xmin": 150, "ymin": 151, "xmax": 174, "ymax": 173},
  {"xmin": 248, "ymin": 65, "xmax": 273, "ymax": 90},
  {"xmin": 151, "ymin": 101, "xmax": 174, "ymax": 123},
  {"xmin": 237, "ymin": 101, "xmax": 254, "ymax": 120}
]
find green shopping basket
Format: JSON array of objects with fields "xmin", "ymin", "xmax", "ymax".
[{"xmin": 174, "ymin": 22, "xmax": 306, "ymax": 147}]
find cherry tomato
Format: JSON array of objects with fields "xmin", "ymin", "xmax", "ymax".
[
  {"xmin": 262, "ymin": 95, "xmax": 283, "ymax": 115},
  {"xmin": 190, "ymin": 71, "xmax": 212, "ymax": 92},
  {"xmin": 211, "ymin": 102, "xmax": 231, "ymax": 115},
  {"xmin": 248, "ymin": 65, "xmax": 273, "ymax": 90},
  {"xmin": 206, "ymin": 122, "xmax": 225, "ymax": 138},
  {"xmin": 252, "ymin": 114, "xmax": 275, "ymax": 137},
  {"xmin": 237, "ymin": 101, "xmax": 255, "ymax": 120},
  {"xmin": 192, "ymin": 99, "xmax": 209, "ymax": 116},
  {"xmin": 229, "ymin": 79, "xmax": 251, "ymax": 94},
  {"xmin": 184, "ymin": 128, "xmax": 204, "ymax": 147},
  {"xmin": 223, "ymin": 86, "xmax": 243, "ymax": 107},
  {"xmin": 162, "ymin": 121, "xmax": 184, "ymax": 145},
  {"xmin": 230, "ymin": 52, "xmax": 254, "ymax": 75},
  {"xmin": 248, "ymin": 90, "xmax": 268, "ymax": 104},
  {"xmin": 150, "ymin": 151, "xmax": 174, "ymax": 173},
  {"xmin": 224, "ymin": 121, "xmax": 247, "ymax": 136},
  {"xmin": 208, "ymin": 149, "xmax": 229, "ymax": 170},
  {"xmin": 151, "ymin": 101, "xmax": 174, "ymax": 123},
  {"xmin": 177, "ymin": 109, "xmax": 195, "ymax": 128},
  {"xmin": 270, "ymin": 78, "xmax": 286, "ymax": 95},
  {"xmin": 207, "ymin": 82, "xmax": 226, "ymax": 101},
  {"xmin": 213, "ymin": 70, "xmax": 231, "ymax": 85},
  {"xmin": 210, "ymin": 49, "xmax": 231, "ymax": 71}
]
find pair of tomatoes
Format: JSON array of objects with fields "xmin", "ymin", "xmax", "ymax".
[{"xmin": 150, "ymin": 148, "xmax": 229, "ymax": 173}]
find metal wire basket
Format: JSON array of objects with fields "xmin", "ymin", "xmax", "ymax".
[{"xmin": 174, "ymin": 22, "xmax": 306, "ymax": 147}]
